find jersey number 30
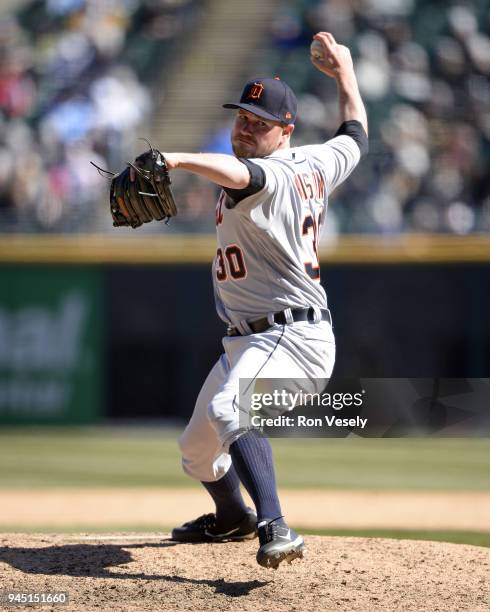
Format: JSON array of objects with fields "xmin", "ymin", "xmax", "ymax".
[{"xmin": 216, "ymin": 245, "xmax": 247, "ymax": 281}]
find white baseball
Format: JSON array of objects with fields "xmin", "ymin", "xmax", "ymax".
[{"xmin": 310, "ymin": 40, "xmax": 325, "ymax": 60}]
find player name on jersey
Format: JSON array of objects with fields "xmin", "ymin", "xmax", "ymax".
[{"xmin": 294, "ymin": 170, "xmax": 325, "ymax": 201}]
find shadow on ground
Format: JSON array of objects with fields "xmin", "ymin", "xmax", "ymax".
[{"xmin": 0, "ymin": 540, "xmax": 268, "ymax": 597}]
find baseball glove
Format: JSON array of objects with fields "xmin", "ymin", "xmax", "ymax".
[{"xmin": 92, "ymin": 146, "xmax": 177, "ymax": 228}]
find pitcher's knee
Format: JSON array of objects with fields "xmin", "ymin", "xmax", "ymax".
[
  {"xmin": 177, "ymin": 431, "xmax": 202, "ymax": 479},
  {"xmin": 181, "ymin": 456, "xmax": 211, "ymax": 481}
]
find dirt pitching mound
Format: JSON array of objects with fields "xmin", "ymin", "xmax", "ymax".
[{"xmin": 0, "ymin": 534, "xmax": 488, "ymax": 611}]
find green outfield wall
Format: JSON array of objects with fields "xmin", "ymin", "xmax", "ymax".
[{"xmin": 0, "ymin": 267, "xmax": 103, "ymax": 424}]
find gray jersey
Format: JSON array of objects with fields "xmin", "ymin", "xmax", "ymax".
[{"xmin": 212, "ymin": 134, "xmax": 360, "ymax": 327}]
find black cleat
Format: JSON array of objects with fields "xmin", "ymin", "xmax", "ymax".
[
  {"xmin": 171, "ymin": 508, "xmax": 257, "ymax": 543},
  {"xmin": 256, "ymin": 517, "xmax": 305, "ymax": 569}
]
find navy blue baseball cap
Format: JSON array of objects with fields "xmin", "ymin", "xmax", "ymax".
[{"xmin": 223, "ymin": 77, "xmax": 297, "ymax": 125}]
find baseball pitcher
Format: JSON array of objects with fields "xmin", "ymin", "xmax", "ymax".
[{"xmin": 111, "ymin": 32, "xmax": 368, "ymax": 569}]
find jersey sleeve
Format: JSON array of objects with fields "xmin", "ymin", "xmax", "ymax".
[
  {"xmin": 229, "ymin": 156, "xmax": 281, "ymax": 221},
  {"xmin": 300, "ymin": 134, "xmax": 361, "ymax": 193},
  {"xmin": 334, "ymin": 120, "xmax": 369, "ymax": 156},
  {"xmin": 243, "ymin": 157, "xmax": 278, "ymax": 196},
  {"xmin": 222, "ymin": 159, "xmax": 266, "ymax": 206}
]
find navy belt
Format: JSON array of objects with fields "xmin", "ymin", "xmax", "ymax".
[{"xmin": 226, "ymin": 307, "xmax": 331, "ymax": 337}]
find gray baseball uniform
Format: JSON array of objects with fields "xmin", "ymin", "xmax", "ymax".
[{"xmin": 179, "ymin": 133, "xmax": 361, "ymax": 481}]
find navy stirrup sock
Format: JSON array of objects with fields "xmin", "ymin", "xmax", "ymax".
[
  {"xmin": 229, "ymin": 430, "xmax": 285, "ymax": 525},
  {"xmin": 201, "ymin": 464, "xmax": 248, "ymax": 528}
]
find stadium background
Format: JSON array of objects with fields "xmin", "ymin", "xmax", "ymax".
[{"xmin": 0, "ymin": 0, "xmax": 489, "ymax": 545}]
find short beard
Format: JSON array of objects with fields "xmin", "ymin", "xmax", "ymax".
[
  {"xmin": 232, "ymin": 141, "xmax": 257, "ymax": 159},
  {"xmin": 231, "ymin": 140, "xmax": 275, "ymax": 159}
]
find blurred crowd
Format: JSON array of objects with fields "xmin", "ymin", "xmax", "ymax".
[
  {"xmin": 0, "ymin": 0, "xmax": 198, "ymax": 232},
  {"xmin": 262, "ymin": 0, "xmax": 490, "ymax": 234},
  {"xmin": 0, "ymin": 0, "xmax": 489, "ymax": 234}
]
